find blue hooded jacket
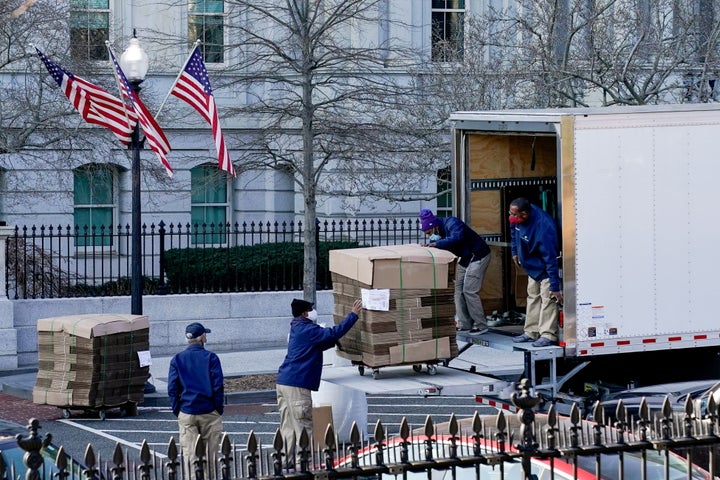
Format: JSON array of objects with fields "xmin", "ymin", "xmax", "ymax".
[
  {"xmin": 434, "ymin": 216, "xmax": 490, "ymax": 268},
  {"xmin": 510, "ymin": 204, "xmax": 561, "ymax": 291},
  {"xmin": 167, "ymin": 343, "xmax": 224, "ymax": 416},
  {"xmin": 276, "ymin": 311, "xmax": 359, "ymax": 391}
]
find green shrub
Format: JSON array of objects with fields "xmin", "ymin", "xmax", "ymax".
[
  {"xmin": 163, "ymin": 241, "xmax": 361, "ymax": 293},
  {"xmin": 70, "ymin": 276, "xmax": 160, "ymax": 297}
]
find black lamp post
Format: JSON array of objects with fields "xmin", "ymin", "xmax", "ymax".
[{"xmin": 120, "ymin": 35, "xmax": 149, "ymax": 315}]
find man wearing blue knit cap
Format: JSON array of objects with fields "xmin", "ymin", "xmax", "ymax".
[
  {"xmin": 419, "ymin": 209, "xmax": 491, "ymax": 334},
  {"xmin": 276, "ymin": 297, "xmax": 362, "ymax": 468}
]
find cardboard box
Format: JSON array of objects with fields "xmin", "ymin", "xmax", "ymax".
[
  {"xmin": 513, "ymin": 264, "xmax": 528, "ymax": 307},
  {"xmin": 329, "ymin": 244, "xmax": 456, "ymax": 289},
  {"xmin": 312, "ymin": 405, "xmax": 334, "ymax": 449},
  {"xmin": 389, "ymin": 337, "xmax": 451, "ymax": 365}
]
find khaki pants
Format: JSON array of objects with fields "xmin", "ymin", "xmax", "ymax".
[
  {"xmin": 455, "ymin": 253, "xmax": 492, "ymax": 330},
  {"xmin": 178, "ymin": 411, "xmax": 223, "ymax": 479},
  {"xmin": 276, "ymin": 384, "xmax": 313, "ymax": 464},
  {"xmin": 524, "ymin": 277, "xmax": 559, "ymax": 341}
]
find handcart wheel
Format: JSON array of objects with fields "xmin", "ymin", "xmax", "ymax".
[
  {"xmin": 442, "ymin": 359, "xmax": 450, "ymax": 367},
  {"xmin": 124, "ymin": 402, "xmax": 138, "ymax": 417},
  {"xmin": 412, "ymin": 364, "xmax": 423, "ymax": 373},
  {"xmin": 98, "ymin": 410, "xmax": 106, "ymax": 421},
  {"xmin": 358, "ymin": 365, "xmax": 365, "ymax": 376},
  {"xmin": 427, "ymin": 364, "xmax": 438, "ymax": 376},
  {"xmin": 62, "ymin": 409, "xmax": 71, "ymax": 419},
  {"xmin": 372, "ymin": 369, "xmax": 380, "ymax": 380}
]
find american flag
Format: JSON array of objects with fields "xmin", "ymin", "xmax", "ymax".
[
  {"xmin": 170, "ymin": 46, "xmax": 235, "ymax": 176},
  {"xmin": 36, "ymin": 48, "xmax": 138, "ymax": 146},
  {"xmin": 108, "ymin": 49, "xmax": 173, "ymax": 177}
]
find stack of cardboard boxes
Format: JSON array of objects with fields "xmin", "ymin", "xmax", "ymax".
[
  {"xmin": 329, "ymin": 244, "xmax": 459, "ymax": 369},
  {"xmin": 33, "ymin": 314, "xmax": 149, "ymax": 409}
]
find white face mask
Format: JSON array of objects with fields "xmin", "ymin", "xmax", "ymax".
[{"xmin": 307, "ymin": 309, "xmax": 318, "ymax": 322}]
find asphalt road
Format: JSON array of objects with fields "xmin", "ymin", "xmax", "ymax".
[{"xmin": 41, "ymin": 394, "xmax": 497, "ymax": 468}]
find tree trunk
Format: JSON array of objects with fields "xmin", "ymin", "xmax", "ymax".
[
  {"xmin": 302, "ymin": 70, "xmax": 317, "ymax": 302},
  {"xmin": 303, "ymin": 194, "xmax": 317, "ymax": 304}
]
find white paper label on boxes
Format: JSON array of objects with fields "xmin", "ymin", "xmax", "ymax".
[
  {"xmin": 361, "ymin": 288, "xmax": 390, "ymax": 311},
  {"xmin": 137, "ymin": 350, "xmax": 152, "ymax": 367}
]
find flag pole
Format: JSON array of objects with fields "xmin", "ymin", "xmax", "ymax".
[
  {"xmin": 105, "ymin": 41, "xmax": 135, "ymax": 125},
  {"xmin": 155, "ymin": 39, "xmax": 202, "ymax": 119}
]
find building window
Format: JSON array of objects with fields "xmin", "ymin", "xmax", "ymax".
[
  {"xmin": 191, "ymin": 164, "xmax": 228, "ymax": 244},
  {"xmin": 436, "ymin": 166, "xmax": 452, "ymax": 217},
  {"xmin": 70, "ymin": 0, "xmax": 110, "ymax": 61},
  {"xmin": 431, "ymin": 0, "xmax": 465, "ymax": 62},
  {"xmin": 188, "ymin": 0, "xmax": 225, "ymax": 63},
  {"xmin": 73, "ymin": 164, "xmax": 115, "ymax": 246}
]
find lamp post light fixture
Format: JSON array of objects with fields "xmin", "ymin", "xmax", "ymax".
[{"xmin": 120, "ymin": 34, "xmax": 149, "ymax": 315}]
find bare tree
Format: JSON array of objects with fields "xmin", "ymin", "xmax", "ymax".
[
  {"xmin": 0, "ymin": 2, "xmax": 174, "ymax": 196},
  {"xmin": 421, "ymin": 0, "xmax": 720, "ymax": 114},
  {"xmin": 203, "ymin": 0, "xmax": 443, "ymax": 300},
  {"xmin": 557, "ymin": 0, "xmax": 713, "ymax": 105},
  {"xmin": 1, "ymin": 2, "xmax": 76, "ymax": 156}
]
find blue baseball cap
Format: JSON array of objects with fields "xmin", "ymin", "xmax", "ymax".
[{"xmin": 185, "ymin": 322, "xmax": 211, "ymax": 339}]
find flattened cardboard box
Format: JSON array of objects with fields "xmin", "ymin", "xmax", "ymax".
[
  {"xmin": 331, "ymin": 275, "xmax": 457, "ymax": 300},
  {"xmin": 32, "ymin": 388, "xmax": 142, "ymax": 407},
  {"xmin": 389, "ymin": 337, "xmax": 452, "ymax": 365},
  {"xmin": 513, "ymin": 264, "xmax": 528, "ymax": 307},
  {"xmin": 345, "ymin": 327, "xmax": 455, "ymax": 346},
  {"xmin": 335, "ymin": 349, "xmax": 391, "ymax": 368},
  {"xmin": 336, "ymin": 337, "xmax": 458, "ymax": 368},
  {"xmin": 329, "ymin": 244, "xmax": 456, "ymax": 289},
  {"xmin": 312, "ymin": 405, "xmax": 334, "ymax": 449},
  {"xmin": 37, "ymin": 314, "xmax": 149, "ymax": 338}
]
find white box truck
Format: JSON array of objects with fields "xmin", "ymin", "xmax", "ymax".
[{"xmin": 450, "ymin": 104, "xmax": 720, "ymax": 405}]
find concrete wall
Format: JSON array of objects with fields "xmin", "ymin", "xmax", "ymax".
[{"xmin": 8, "ymin": 290, "xmax": 334, "ymax": 369}]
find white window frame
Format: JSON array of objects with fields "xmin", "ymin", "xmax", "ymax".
[
  {"xmin": 69, "ymin": 0, "xmax": 111, "ymax": 61},
  {"xmin": 431, "ymin": 0, "xmax": 466, "ymax": 62},
  {"xmin": 190, "ymin": 163, "xmax": 230, "ymax": 246},
  {"xmin": 73, "ymin": 164, "xmax": 118, "ymax": 250},
  {"xmin": 188, "ymin": 0, "xmax": 227, "ymax": 64}
]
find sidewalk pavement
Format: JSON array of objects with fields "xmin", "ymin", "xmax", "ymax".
[
  {"xmin": 0, "ymin": 333, "xmax": 527, "ymax": 425},
  {"xmin": 0, "ymin": 347, "xmax": 290, "ymax": 415}
]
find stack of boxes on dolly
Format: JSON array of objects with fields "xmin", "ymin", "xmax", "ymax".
[
  {"xmin": 33, "ymin": 313, "xmax": 150, "ymax": 418},
  {"xmin": 329, "ymin": 244, "xmax": 459, "ymax": 376}
]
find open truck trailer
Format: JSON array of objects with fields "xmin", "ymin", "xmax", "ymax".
[{"xmin": 450, "ymin": 104, "xmax": 720, "ymax": 410}]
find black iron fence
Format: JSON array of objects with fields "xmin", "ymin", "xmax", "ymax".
[
  {"xmin": 7, "ymin": 381, "xmax": 720, "ymax": 480},
  {"xmin": 4, "ymin": 218, "xmax": 426, "ymax": 300}
]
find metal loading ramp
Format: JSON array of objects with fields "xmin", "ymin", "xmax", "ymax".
[
  {"xmin": 320, "ymin": 364, "xmax": 510, "ymax": 396},
  {"xmin": 320, "ymin": 335, "xmax": 525, "ymax": 397},
  {"xmin": 455, "ymin": 331, "xmax": 589, "ymax": 406},
  {"xmin": 320, "ymin": 331, "xmax": 579, "ymax": 400}
]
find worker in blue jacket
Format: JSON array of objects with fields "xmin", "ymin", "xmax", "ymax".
[
  {"xmin": 276, "ymin": 298, "xmax": 362, "ymax": 466},
  {"xmin": 419, "ymin": 209, "xmax": 491, "ymax": 334},
  {"xmin": 509, "ymin": 197, "xmax": 563, "ymax": 347},
  {"xmin": 168, "ymin": 322, "xmax": 224, "ymax": 477}
]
